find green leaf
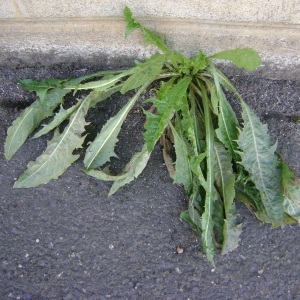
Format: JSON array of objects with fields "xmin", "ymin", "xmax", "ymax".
[
  {"xmin": 108, "ymin": 144, "xmax": 152, "ymax": 195},
  {"xmin": 63, "ymin": 71, "xmax": 130, "ymax": 91},
  {"xmin": 84, "ymin": 168, "xmax": 129, "ymax": 182},
  {"xmin": 121, "ymin": 54, "xmax": 166, "ymax": 94},
  {"xmin": 33, "ymin": 101, "xmax": 83, "ymax": 138},
  {"xmin": 63, "ymin": 69, "xmax": 126, "ymax": 88},
  {"xmin": 180, "ymin": 210, "xmax": 202, "ymax": 235},
  {"xmin": 84, "ymin": 144, "xmax": 151, "ymax": 193},
  {"xmin": 90, "ymin": 85, "xmax": 122, "ymax": 108},
  {"xmin": 5, "ymin": 80, "xmax": 74, "ymax": 159},
  {"xmin": 214, "ymin": 90, "xmax": 239, "ymax": 158},
  {"xmin": 190, "ymin": 51, "xmax": 207, "ymax": 74},
  {"xmin": 17, "ymin": 78, "xmax": 65, "ymax": 99},
  {"xmin": 84, "ymin": 84, "xmax": 148, "ymax": 170},
  {"xmin": 188, "ymin": 177, "xmax": 204, "ymax": 234},
  {"xmin": 143, "ymin": 76, "xmax": 192, "ymax": 152},
  {"xmin": 199, "ymin": 82, "xmax": 216, "ymax": 266},
  {"xmin": 214, "ymin": 142, "xmax": 241, "ymax": 254},
  {"xmin": 190, "ymin": 153, "xmax": 207, "ymax": 190},
  {"xmin": 237, "ymin": 101, "xmax": 284, "ymax": 222},
  {"xmin": 123, "ymin": 6, "xmax": 168, "ymax": 53},
  {"xmin": 208, "ymin": 64, "xmax": 239, "ymax": 158},
  {"xmin": 13, "ymin": 92, "xmax": 92, "ymax": 188},
  {"xmin": 209, "ymin": 48, "xmax": 262, "ymax": 71},
  {"xmin": 169, "ymin": 122, "xmax": 192, "ymax": 193},
  {"xmin": 281, "ymin": 162, "xmax": 300, "ymax": 223},
  {"xmin": 5, "ymin": 101, "xmax": 50, "ymax": 159},
  {"xmin": 123, "ymin": 6, "xmax": 141, "ymax": 38}
]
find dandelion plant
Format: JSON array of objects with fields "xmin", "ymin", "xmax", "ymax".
[{"xmin": 5, "ymin": 6, "xmax": 300, "ymax": 266}]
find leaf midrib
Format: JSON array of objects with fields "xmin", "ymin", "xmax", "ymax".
[{"xmin": 17, "ymin": 97, "xmax": 88, "ymax": 184}]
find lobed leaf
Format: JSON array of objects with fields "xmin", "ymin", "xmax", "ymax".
[
  {"xmin": 108, "ymin": 144, "xmax": 152, "ymax": 195},
  {"xmin": 199, "ymin": 82, "xmax": 216, "ymax": 266},
  {"xmin": 237, "ymin": 101, "xmax": 284, "ymax": 223},
  {"xmin": 13, "ymin": 92, "xmax": 93, "ymax": 188},
  {"xmin": 214, "ymin": 142, "xmax": 241, "ymax": 254},
  {"xmin": 208, "ymin": 64, "xmax": 239, "ymax": 159},
  {"xmin": 84, "ymin": 84, "xmax": 148, "ymax": 170},
  {"xmin": 143, "ymin": 76, "xmax": 192, "ymax": 152},
  {"xmin": 180, "ymin": 209, "xmax": 202, "ymax": 235},
  {"xmin": 123, "ymin": 6, "xmax": 141, "ymax": 38},
  {"xmin": 121, "ymin": 54, "xmax": 166, "ymax": 94},
  {"xmin": 281, "ymin": 162, "xmax": 300, "ymax": 223},
  {"xmin": 17, "ymin": 78, "xmax": 66, "ymax": 99},
  {"xmin": 169, "ymin": 122, "xmax": 192, "ymax": 193},
  {"xmin": 123, "ymin": 6, "xmax": 168, "ymax": 53},
  {"xmin": 33, "ymin": 101, "xmax": 83, "ymax": 138},
  {"xmin": 85, "ymin": 145, "xmax": 152, "ymax": 195}
]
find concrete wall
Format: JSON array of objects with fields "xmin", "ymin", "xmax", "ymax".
[{"xmin": 1, "ymin": 0, "xmax": 300, "ymax": 79}]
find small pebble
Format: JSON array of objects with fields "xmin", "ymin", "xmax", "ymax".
[{"xmin": 177, "ymin": 247, "xmax": 184, "ymax": 254}]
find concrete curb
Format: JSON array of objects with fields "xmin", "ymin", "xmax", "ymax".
[{"xmin": 1, "ymin": 17, "xmax": 300, "ymax": 79}]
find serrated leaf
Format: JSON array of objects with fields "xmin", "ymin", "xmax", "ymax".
[
  {"xmin": 215, "ymin": 91, "xmax": 239, "ymax": 158},
  {"xmin": 123, "ymin": 6, "xmax": 141, "ymax": 38},
  {"xmin": 209, "ymin": 48, "xmax": 262, "ymax": 71},
  {"xmin": 121, "ymin": 54, "xmax": 166, "ymax": 94},
  {"xmin": 187, "ymin": 176, "xmax": 205, "ymax": 232},
  {"xmin": 200, "ymin": 82, "xmax": 216, "ymax": 266},
  {"xmin": 169, "ymin": 122, "xmax": 192, "ymax": 193},
  {"xmin": 190, "ymin": 51, "xmax": 207, "ymax": 74},
  {"xmin": 123, "ymin": 6, "xmax": 168, "ymax": 53},
  {"xmin": 209, "ymin": 64, "xmax": 239, "ymax": 159},
  {"xmin": 17, "ymin": 78, "xmax": 66, "ymax": 99},
  {"xmin": 281, "ymin": 162, "xmax": 300, "ymax": 223},
  {"xmin": 180, "ymin": 210, "xmax": 202, "ymax": 235},
  {"xmin": 90, "ymin": 85, "xmax": 122, "ymax": 108},
  {"xmin": 143, "ymin": 76, "xmax": 192, "ymax": 152},
  {"xmin": 214, "ymin": 142, "xmax": 241, "ymax": 254},
  {"xmin": 33, "ymin": 89, "xmax": 108, "ymax": 138},
  {"xmin": 5, "ymin": 83, "xmax": 73, "ymax": 159},
  {"xmin": 84, "ymin": 84, "xmax": 148, "ymax": 170},
  {"xmin": 5, "ymin": 101, "xmax": 50, "ymax": 159},
  {"xmin": 237, "ymin": 101, "xmax": 284, "ymax": 222},
  {"xmin": 189, "ymin": 153, "xmax": 207, "ymax": 189},
  {"xmin": 33, "ymin": 101, "xmax": 83, "ymax": 138},
  {"xmin": 108, "ymin": 144, "xmax": 151, "ymax": 195},
  {"xmin": 13, "ymin": 93, "xmax": 92, "ymax": 188}
]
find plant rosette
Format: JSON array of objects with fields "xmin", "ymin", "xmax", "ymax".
[{"xmin": 5, "ymin": 6, "xmax": 300, "ymax": 266}]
